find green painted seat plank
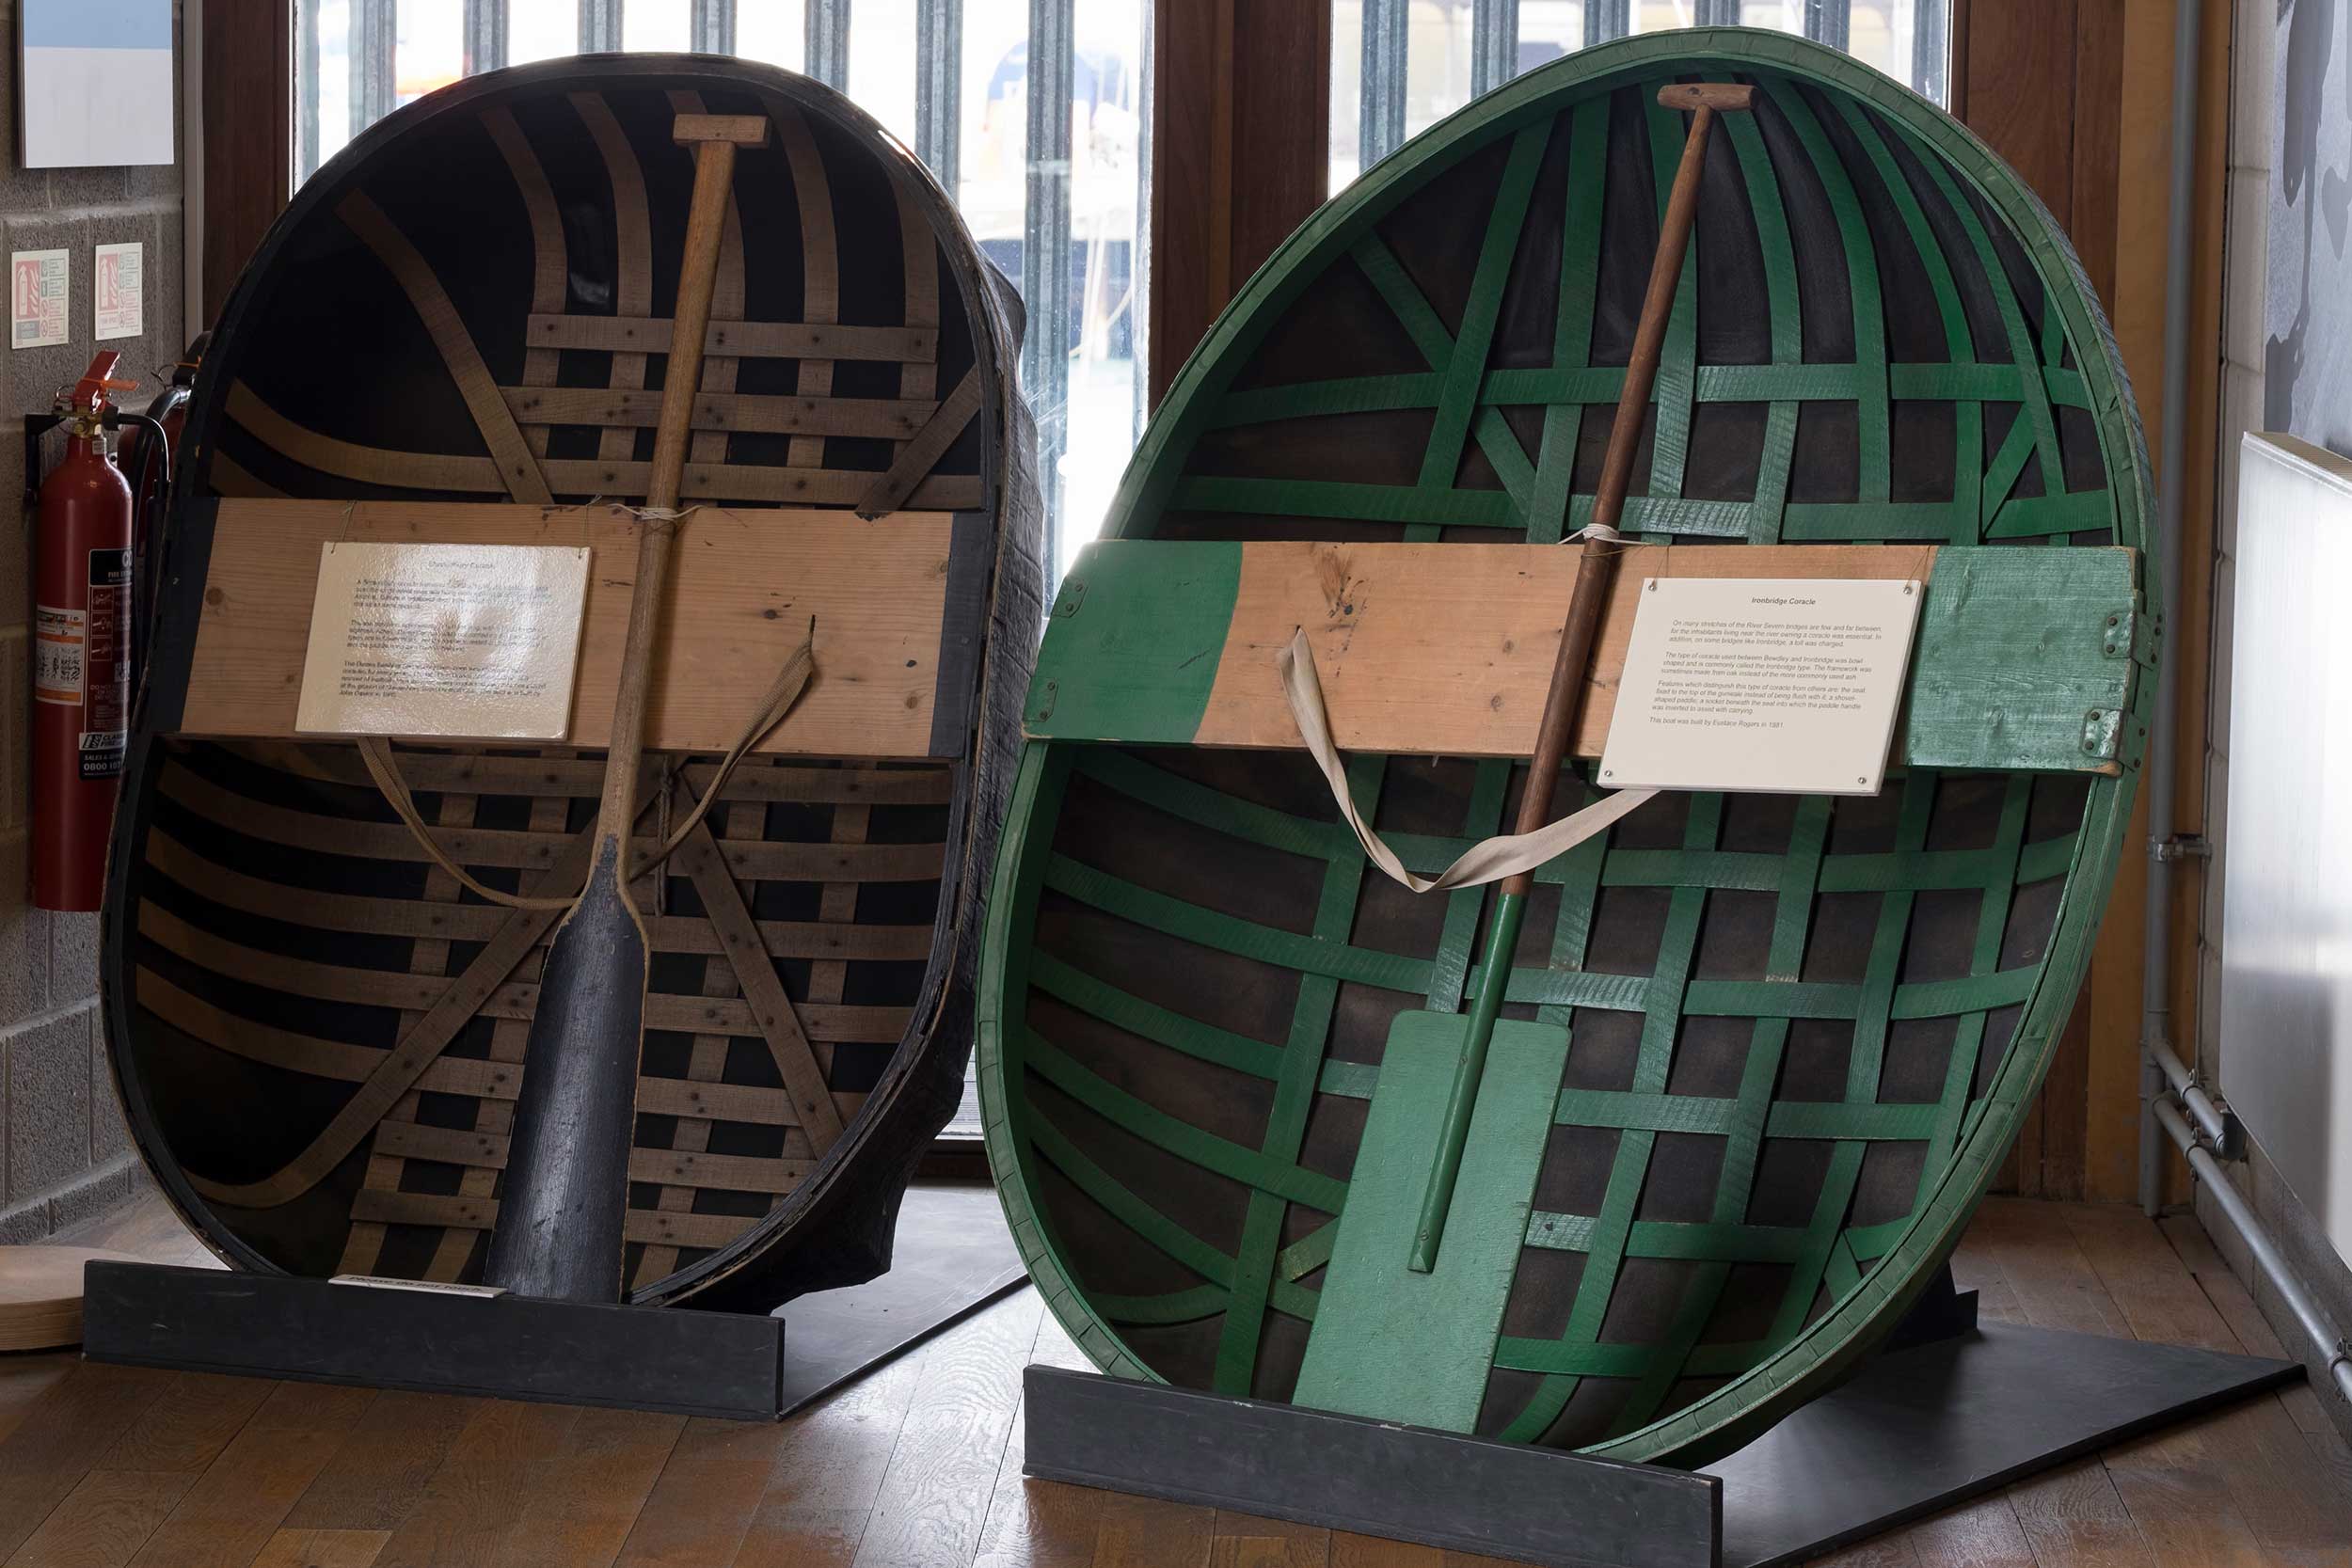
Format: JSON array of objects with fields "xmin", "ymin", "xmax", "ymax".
[
  {"xmin": 1027, "ymin": 541, "xmax": 2140, "ymax": 776},
  {"xmin": 1907, "ymin": 547, "xmax": 2145, "ymax": 769},
  {"xmin": 1025, "ymin": 543, "xmax": 1240, "ymax": 743}
]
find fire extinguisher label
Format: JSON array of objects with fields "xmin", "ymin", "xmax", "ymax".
[
  {"xmin": 80, "ymin": 548, "xmax": 132, "ymax": 780},
  {"xmin": 33, "ymin": 604, "xmax": 85, "ymax": 705}
]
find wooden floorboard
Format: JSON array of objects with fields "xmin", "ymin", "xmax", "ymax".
[
  {"xmin": 7, "ymin": 1192, "xmax": 2346, "ymax": 1568},
  {"xmin": 281, "ymin": 1392, "xmax": 487, "ymax": 1534}
]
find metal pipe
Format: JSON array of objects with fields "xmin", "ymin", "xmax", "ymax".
[
  {"xmin": 2153, "ymin": 1097, "xmax": 2352, "ymax": 1403},
  {"xmin": 2138, "ymin": 0, "xmax": 2201, "ymax": 1219},
  {"xmin": 2149, "ymin": 1034, "xmax": 2238, "ymax": 1156}
]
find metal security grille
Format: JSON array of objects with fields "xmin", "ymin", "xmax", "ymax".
[
  {"xmin": 1341, "ymin": 0, "xmax": 1951, "ymax": 190},
  {"xmin": 294, "ymin": 0, "xmax": 1151, "ymax": 588}
]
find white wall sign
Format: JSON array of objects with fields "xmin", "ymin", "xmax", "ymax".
[
  {"xmin": 296, "ymin": 543, "xmax": 593, "ymax": 742},
  {"xmin": 1598, "ymin": 577, "xmax": 1922, "ymax": 797},
  {"xmin": 21, "ymin": 0, "xmax": 176, "ymax": 169},
  {"xmin": 10, "ymin": 249, "xmax": 69, "ymax": 349},
  {"xmin": 94, "ymin": 242, "xmax": 142, "ymax": 341}
]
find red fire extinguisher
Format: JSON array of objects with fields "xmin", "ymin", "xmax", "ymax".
[{"xmin": 33, "ymin": 352, "xmax": 139, "ymax": 913}]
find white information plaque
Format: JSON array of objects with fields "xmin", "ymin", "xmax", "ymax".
[
  {"xmin": 10, "ymin": 249, "xmax": 68, "ymax": 348},
  {"xmin": 1598, "ymin": 576, "xmax": 1922, "ymax": 797},
  {"xmin": 296, "ymin": 543, "xmax": 591, "ymax": 741},
  {"xmin": 93, "ymin": 242, "xmax": 142, "ymax": 340}
]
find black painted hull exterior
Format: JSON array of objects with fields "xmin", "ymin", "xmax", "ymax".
[{"xmin": 104, "ymin": 55, "xmax": 1042, "ymax": 1309}]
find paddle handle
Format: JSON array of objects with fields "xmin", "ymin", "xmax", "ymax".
[
  {"xmin": 592, "ymin": 116, "xmax": 767, "ymax": 880},
  {"xmin": 486, "ymin": 115, "xmax": 766, "ymax": 1305},
  {"xmin": 1410, "ymin": 86, "xmax": 1750, "ymax": 1276},
  {"xmin": 1496, "ymin": 85, "xmax": 1749, "ymax": 899}
]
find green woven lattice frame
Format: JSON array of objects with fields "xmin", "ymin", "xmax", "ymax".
[{"xmin": 980, "ymin": 29, "xmax": 2153, "ymax": 1467}]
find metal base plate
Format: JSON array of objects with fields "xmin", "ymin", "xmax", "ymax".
[
  {"xmin": 1025, "ymin": 1323, "xmax": 2296, "ymax": 1568},
  {"xmin": 1707, "ymin": 1322, "xmax": 2298, "ymax": 1567},
  {"xmin": 775, "ymin": 1181, "xmax": 1028, "ymax": 1415},
  {"xmin": 80, "ymin": 1181, "xmax": 1028, "ymax": 1421},
  {"xmin": 82, "ymin": 1262, "xmax": 791, "ymax": 1419}
]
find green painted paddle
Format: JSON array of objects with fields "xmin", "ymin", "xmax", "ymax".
[{"xmin": 1402, "ymin": 83, "xmax": 1756, "ymax": 1277}]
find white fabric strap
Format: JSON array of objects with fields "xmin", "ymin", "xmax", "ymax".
[{"xmin": 1276, "ymin": 628, "xmax": 1659, "ymax": 895}]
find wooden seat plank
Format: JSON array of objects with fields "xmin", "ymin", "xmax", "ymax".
[
  {"xmin": 1025, "ymin": 539, "xmax": 2142, "ymax": 775},
  {"xmin": 167, "ymin": 499, "xmax": 983, "ymax": 762}
]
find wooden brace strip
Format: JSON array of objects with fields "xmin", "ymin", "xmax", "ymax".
[
  {"xmin": 136, "ymin": 898, "xmax": 910, "ymax": 1043},
  {"xmin": 501, "ymin": 386, "xmax": 936, "ymax": 441},
  {"xmin": 348, "ymin": 1188, "xmax": 756, "ymax": 1252},
  {"xmin": 857, "ymin": 368, "xmax": 986, "ymax": 518},
  {"xmin": 135, "ymin": 967, "xmax": 867, "ymax": 1125},
  {"xmin": 148, "ymin": 825, "xmax": 933, "ymax": 957},
  {"xmin": 527, "ymin": 312, "xmax": 936, "ymax": 363},
  {"xmin": 213, "ymin": 743, "xmax": 955, "ymax": 805},
  {"xmin": 182, "ymin": 826, "xmax": 598, "ymax": 1209},
  {"xmin": 223, "ymin": 384, "xmax": 981, "ymax": 509},
  {"xmin": 371, "ymin": 1119, "xmax": 813, "ymax": 1192},
  {"xmin": 335, "ymin": 191, "xmax": 553, "ymax": 504},
  {"xmin": 675, "ymin": 818, "xmax": 848, "ymax": 1149}
]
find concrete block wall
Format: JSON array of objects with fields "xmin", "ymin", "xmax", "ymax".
[{"xmin": 0, "ymin": 0, "xmax": 186, "ymax": 1240}]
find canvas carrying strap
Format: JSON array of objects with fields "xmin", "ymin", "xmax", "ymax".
[
  {"xmin": 356, "ymin": 630, "xmax": 818, "ymax": 910},
  {"xmin": 1277, "ymin": 626, "xmax": 1659, "ymax": 895}
]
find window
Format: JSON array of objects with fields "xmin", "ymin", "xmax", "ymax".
[
  {"xmin": 293, "ymin": 0, "xmax": 1151, "ymax": 584},
  {"xmin": 1330, "ymin": 0, "xmax": 1950, "ymax": 193}
]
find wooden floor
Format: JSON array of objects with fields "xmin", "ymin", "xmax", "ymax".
[{"xmin": 1, "ymin": 1194, "xmax": 2346, "ymax": 1568}]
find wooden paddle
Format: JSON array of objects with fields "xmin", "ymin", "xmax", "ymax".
[
  {"xmin": 484, "ymin": 112, "xmax": 771, "ymax": 1303},
  {"xmin": 1405, "ymin": 83, "xmax": 1754, "ymax": 1275}
]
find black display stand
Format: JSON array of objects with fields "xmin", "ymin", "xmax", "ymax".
[
  {"xmin": 80, "ymin": 1182, "xmax": 1026, "ymax": 1421},
  {"xmin": 1021, "ymin": 1273, "xmax": 2298, "ymax": 1568}
]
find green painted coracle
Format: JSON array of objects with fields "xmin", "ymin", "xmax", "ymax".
[{"xmin": 979, "ymin": 28, "xmax": 2153, "ymax": 1466}]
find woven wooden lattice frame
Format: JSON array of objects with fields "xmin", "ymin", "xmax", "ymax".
[
  {"xmin": 106, "ymin": 57, "xmax": 1041, "ymax": 1309},
  {"xmin": 979, "ymin": 30, "xmax": 2153, "ymax": 1467}
]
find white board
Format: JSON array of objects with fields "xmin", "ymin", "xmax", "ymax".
[
  {"xmin": 20, "ymin": 0, "xmax": 175, "ymax": 169},
  {"xmin": 2220, "ymin": 433, "xmax": 2352, "ymax": 1273}
]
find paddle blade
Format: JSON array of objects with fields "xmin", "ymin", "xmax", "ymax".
[
  {"xmin": 1292, "ymin": 1009, "xmax": 1566, "ymax": 1433},
  {"xmin": 483, "ymin": 841, "xmax": 649, "ymax": 1302}
]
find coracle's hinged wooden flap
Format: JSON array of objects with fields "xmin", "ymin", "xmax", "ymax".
[
  {"xmin": 1025, "ymin": 539, "xmax": 2142, "ymax": 776},
  {"xmin": 159, "ymin": 499, "xmax": 991, "ymax": 760}
]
